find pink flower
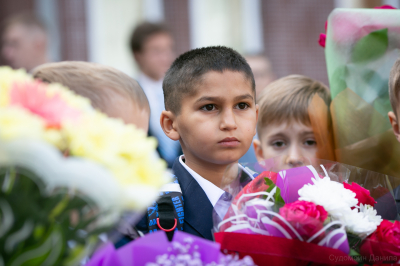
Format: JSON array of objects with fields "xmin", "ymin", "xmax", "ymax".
[
  {"xmin": 10, "ymin": 81, "xmax": 81, "ymax": 128},
  {"xmin": 273, "ymin": 201, "xmax": 328, "ymax": 242},
  {"xmin": 318, "ymin": 33, "xmax": 326, "ymax": 48},
  {"xmin": 343, "ymin": 182, "xmax": 376, "ymax": 207}
]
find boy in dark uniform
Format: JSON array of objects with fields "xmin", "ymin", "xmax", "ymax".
[{"xmin": 136, "ymin": 46, "xmax": 259, "ymax": 241}]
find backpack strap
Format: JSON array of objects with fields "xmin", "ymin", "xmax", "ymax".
[{"xmin": 147, "ymin": 175, "xmax": 184, "ymax": 240}]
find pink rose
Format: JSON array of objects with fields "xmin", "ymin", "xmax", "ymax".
[
  {"xmin": 273, "ymin": 201, "xmax": 328, "ymax": 242},
  {"xmin": 343, "ymin": 182, "xmax": 376, "ymax": 207},
  {"xmin": 360, "ymin": 220, "xmax": 400, "ymax": 263}
]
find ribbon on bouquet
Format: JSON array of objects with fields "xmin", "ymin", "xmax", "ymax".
[{"xmin": 214, "ymin": 232, "xmax": 357, "ymax": 266}]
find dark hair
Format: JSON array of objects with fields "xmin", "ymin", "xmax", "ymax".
[
  {"xmin": 163, "ymin": 46, "xmax": 255, "ymax": 114},
  {"xmin": 129, "ymin": 22, "xmax": 170, "ymax": 53}
]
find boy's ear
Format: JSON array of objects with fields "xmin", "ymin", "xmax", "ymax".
[
  {"xmin": 388, "ymin": 111, "xmax": 400, "ymax": 142},
  {"xmin": 160, "ymin": 110, "xmax": 180, "ymax": 141},
  {"xmin": 253, "ymin": 139, "xmax": 265, "ymax": 162}
]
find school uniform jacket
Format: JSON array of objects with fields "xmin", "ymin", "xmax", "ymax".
[
  {"xmin": 134, "ymin": 157, "xmax": 255, "ymax": 241},
  {"xmin": 171, "ymin": 157, "xmax": 215, "ymax": 240}
]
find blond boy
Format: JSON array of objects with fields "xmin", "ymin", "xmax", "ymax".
[
  {"xmin": 253, "ymin": 75, "xmax": 331, "ymax": 168},
  {"xmin": 32, "ymin": 61, "xmax": 150, "ymax": 132}
]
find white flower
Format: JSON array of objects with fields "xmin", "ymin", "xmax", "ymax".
[
  {"xmin": 340, "ymin": 204, "xmax": 382, "ymax": 237},
  {"xmin": 298, "ymin": 176, "xmax": 358, "ymax": 219}
]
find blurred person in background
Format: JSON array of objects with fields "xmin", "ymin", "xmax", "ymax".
[
  {"xmin": 239, "ymin": 54, "xmax": 276, "ymax": 163},
  {"xmin": 245, "ymin": 54, "xmax": 276, "ymax": 101},
  {"xmin": 130, "ymin": 22, "xmax": 181, "ymax": 168},
  {"xmin": 1, "ymin": 12, "xmax": 50, "ymax": 71}
]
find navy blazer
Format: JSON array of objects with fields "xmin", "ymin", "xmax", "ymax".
[
  {"xmin": 134, "ymin": 157, "xmax": 214, "ymax": 240},
  {"xmin": 172, "ymin": 158, "xmax": 215, "ymax": 240}
]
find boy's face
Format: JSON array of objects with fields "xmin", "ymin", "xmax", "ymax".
[
  {"xmin": 166, "ymin": 71, "xmax": 258, "ymax": 166},
  {"xmin": 254, "ymin": 121, "xmax": 317, "ymax": 169},
  {"xmin": 134, "ymin": 33, "xmax": 175, "ymax": 81}
]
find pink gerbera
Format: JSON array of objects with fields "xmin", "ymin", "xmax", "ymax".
[{"xmin": 10, "ymin": 80, "xmax": 81, "ymax": 128}]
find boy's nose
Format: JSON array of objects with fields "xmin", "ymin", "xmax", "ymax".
[
  {"xmin": 285, "ymin": 145, "xmax": 305, "ymax": 168},
  {"xmin": 220, "ymin": 109, "xmax": 237, "ymax": 131}
]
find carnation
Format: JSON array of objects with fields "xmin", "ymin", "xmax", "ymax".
[
  {"xmin": 298, "ymin": 176, "xmax": 358, "ymax": 219},
  {"xmin": 339, "ymin": 204, "xmax": 382, "ymax": 237}
]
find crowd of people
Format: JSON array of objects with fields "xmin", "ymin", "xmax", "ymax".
[{"xmin": 1, "ymin": 10, "xmax": 399, "ymax": 252}]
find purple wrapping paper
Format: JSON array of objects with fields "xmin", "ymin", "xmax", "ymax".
[
  {"xmin": 85, "ymin": 231, "xmax": 223, "ymax": 266},
  {"xmin": 276, "ymin": 166, "xmax": 317, "ymax": 203}
]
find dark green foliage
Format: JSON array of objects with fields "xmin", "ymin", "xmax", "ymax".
[{"xmin": 0, "ymin": 167, "xmax": 110, "ymax": 266}]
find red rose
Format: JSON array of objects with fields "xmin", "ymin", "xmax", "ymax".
[
  {"xmin": 273, "ymin": 201, "xmax": 328, "ymax": 242},
  {"xmin": 360, "ymin": 220, "xmax": 400, "ymax": 263},
  {"xmin": 343, "ymin": 182, "xmax": 376, "ymax": 207}
]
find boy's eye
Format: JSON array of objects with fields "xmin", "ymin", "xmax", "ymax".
[
  {"xmin": 201, "ymin": 104, "xmax": 216, "ymax": 111},
  {"xmin": 304, "ymin": 139, "xmax": 317, "ymax": 146},
  {"xmin": 236, "ymin": 103, "xmax": 249, "ymax": 110},
  {"xmin": 272, "ymin": 141, "xmax": 286, "ymax": 148}
]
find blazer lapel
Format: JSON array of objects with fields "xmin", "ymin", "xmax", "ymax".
[{"xmin": 172, "ymin": 158, "xmax": 214, "ymax": 240}]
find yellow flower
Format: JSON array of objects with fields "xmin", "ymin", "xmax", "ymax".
[
  {"xmin": 0, "ymin": 67, "xmax": 32, "ymax": 107},
  {"xmin": 44, "ymin": 128, "xmax": 66, "ymax": 150},
  {"xmin": 64, "ymin": 111, "xmax": 169, "ymax": 208},
  {"xmin": 0, "ymin": 107, "xmax": 45, "ymax": 140}
]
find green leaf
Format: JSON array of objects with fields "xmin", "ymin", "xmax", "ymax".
[
  {"xmin": 49, "ymin": 194, "xmax": 70, "ymax": 221},
  {"xmin": 264, "ymin": 178, "xmax": 275, "ymax": 193},
  {"xmin": 7, "ymin": 225, "xmax": 64, "ymax": 266},
  {"xmin": 264, "ymin": 178, "xmax": 285, "ymax": 210},
  {"xmin": 351, "ymin": 28, "xmax": 388, "ymax": 63}
]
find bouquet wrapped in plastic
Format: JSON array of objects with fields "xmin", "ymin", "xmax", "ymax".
[
  {"xmin": 0, "ymin": 67, "xmax": 169, "ymax": 265},
  {"xmin": 213, "ymin": 158, "xmax": 400, "ymax": 265},
  {"xmin": 86, "ymin": 230, "xmax": 255, "ymax": 266},
  {"xmin": 322, "ymin": 7, "xmax": 400, "ymax": 177}
]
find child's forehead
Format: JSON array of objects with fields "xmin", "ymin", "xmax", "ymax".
[
  {"xmin": 189, "ymin": 70, "xmax": 254, "ymax": 97},
  {"xmin": 260, "ymin": 120, "xmax": 313, "ymax": 137}
]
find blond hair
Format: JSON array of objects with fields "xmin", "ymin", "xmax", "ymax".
[
  {"xmin": 32, "ymin": 61, "xmax": 149, "ymax": 113},
  {"xmin": 389, "ymin": 58, "xmax": 400, "ymax": 116},
  {"xmin": 257, "ymin": 75, "xmax": 331, "ymax": 138}
]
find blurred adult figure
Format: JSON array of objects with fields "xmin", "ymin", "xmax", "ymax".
[
  {"xmin": 246, "ymin": 54, "xmax": 275, "ymax": 101},
  {"xmin": 129, "ymin": 22, "xmax": 181, "ymax": 168},
  {"xmin": 1, "ymin": 12, "xmax": 49, "ymax": 71},
  {"xmin": 239, "ymin": 54, "xmax": 276, "ymax": 163}
]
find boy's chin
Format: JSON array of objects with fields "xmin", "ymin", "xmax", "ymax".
[{"xmin": 209, "ymin": 153, "xmax": 243, "ymax": 166}]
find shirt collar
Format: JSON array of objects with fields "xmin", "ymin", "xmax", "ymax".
[{"xmin": 179, "ymin": 155, "xmax": 225, "ymax": 207}]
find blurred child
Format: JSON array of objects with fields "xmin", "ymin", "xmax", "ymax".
[
  {"xmin": 253, "ymin": 75, "xmax": 330, "ymax": 168},
  {"xmin": 136, "ymin": 46, "xmax": 259, "ymax": 241},
  {"xmin": 245, "ymin": 54, "xmax": 275, "ymax": 100},
  {"xmin": 32, "ymin": 61, "xmax": 150, "ymax": 132},
  {"xmin": 388, "ymin": 58, "xmax": 400, "ymax": 142}
]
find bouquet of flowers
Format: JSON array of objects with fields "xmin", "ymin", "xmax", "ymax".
[
  {"xmin": 213, "ymin": 158, "xmax": 400, "ymax": 265},
  {"xmin": 86, "ymin": 230, "xmax": 255, "ymax": 266},
  {"xmin": 319, "ymin": 7, "xmax": 400, "ymax": 177},
  {"xmin": 0, "ymin": 67, "xmax": 169, "ymax": 265}
]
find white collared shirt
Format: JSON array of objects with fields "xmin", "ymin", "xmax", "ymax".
[{"xmin": 179, "ymin": 155, "xmax": 225, "ymax": 207}]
